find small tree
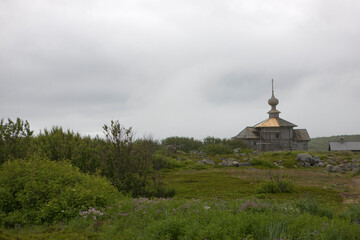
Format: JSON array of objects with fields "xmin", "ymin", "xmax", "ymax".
[
  {"xmin": 102, "ymin": 121, "xmax": 174, "ymax": 197},
  {"xmin": 0, "ymin": 118, "xmax": 33, "ymax": 165}
]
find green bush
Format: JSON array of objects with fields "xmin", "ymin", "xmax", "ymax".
[
  {"xmin": 0, "ymin": 156, "xmax": 118, "ymax": 226},
  {"xmin": 0, "ymin": 118, "xmax": 34, "ymax": 165},
  {"xmin": 161, "ymin": 137, "xmax": 203, "ymax": 153},
  {"xmin": 203, "ymin": 144, "xmax": 233, "ymax": 155},
  {"xmin": 152, "ymin": 153, "xmax": 183, "ymax": 170},
  {"xmin": 256, "ymin": 176, "xmax": 294, "ymax": 194}
]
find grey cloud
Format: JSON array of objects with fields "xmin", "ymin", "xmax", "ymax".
[{"xmin": 1, "ymin": 0, "xmax": 360, "ymax": 138}]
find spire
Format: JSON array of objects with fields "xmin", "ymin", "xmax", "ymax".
[{"xmin": 267, "ymin": 79, "xmax": 281, "ymax": 118}]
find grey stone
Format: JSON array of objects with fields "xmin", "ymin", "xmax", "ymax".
[
  {"xmin": 326, "ymin": 165, "xmax": 334, "ymax": 172},
  {"xmin": 203, "ymin": 159, "xmax": 215, "ymax": 165},
  {"xmin": 297, "ymin": 162, "xmax": 305, "ymax": 167},
  {"xmin": 244, "ymin": 158, "xmax": 250, "ymax": 161},
  {"xmin": 317, "ymin": 162, "xmax": 326, "ymax": 167},
  {"xmin": 220, "ymin": 159, "xmax": 239, "ymax": 167},
  {"xmin": 314, "ymin": 156, "xmax": 321, "ymax": 163},
  {"xmin": 332, "ymin": 166, "xmax": 343, "ymax": 173},
  {"xmin": 234, "ymin": 148, "xmax": 240, "ymax": 153},
  {"xmin": 305, "ymin": 162, "xmax": 311, "ymax": 167},
  {"xmin": 296, "ymin": 153, "xmax": 316, "ymax": 166}
]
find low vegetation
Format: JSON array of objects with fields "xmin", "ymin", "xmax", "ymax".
[{"xmin": 1, "ymin": 117, "xmax": 360, "ymax": 239}]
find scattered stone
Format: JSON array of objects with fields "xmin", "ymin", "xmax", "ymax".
[
  {"xmin": 244, "ymin": 158, "xmax": 250, "ymax": 161},
  {"xmin": 234, "ymin": 148, "xmax": 240, "ymax": 153},
  {"xmin": 177, "ymin": 157, "xmax": 182, "ymax": 161}
]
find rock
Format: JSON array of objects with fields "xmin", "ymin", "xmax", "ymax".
[
  {"xmin": 244, "ymin": 158, "xmax": 250, "ymax": 161},
  {"xmin": 297, "ymin": 162, "xmax": 305, "ymax": 167},
  {"xmin": 332, "ymin": 166, "xmax": 343, "ymax": 173},
  {"xmin": 314, "ymin": 156, "xmax": 321, "ymax": 163},
  {"xmin": 326, "ymin": 165, "xmax": 334, "ymax": 172},
  {"xmin": 305, "ymin": 162, "xmax": 311, "ymax": 167},
  {"xmin": 237, "ymin": 162, "xmax": 253, "ymax": 167},
  {"xmin": 352, "ymin": 159, "xmax": 360, "ymax": 163},
  {"xmin": 296, "ymin": 153, "xmax": 316, "ymax": 166},
  {"xmin": 220, "ymin": 159, "xmax": 239, "ymax": 167},
  {"xmin": 234, "ymin": 148, "xmax": 240, "ymax": 153},
  {"xmin": 317, "ymin": 161, "xmax": 326, "ymax": 167},
  {"xmin": 190, "ymin": 150, "xmax": 199, "ymax": 154},
  {"xmin": 203, "ymin": 159, "xmax": 215, "ymax": 165},
  {"xmin": 218, "ymin": 157, "xmax": 226, "ymax": 161}
]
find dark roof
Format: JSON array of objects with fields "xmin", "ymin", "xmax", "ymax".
[
  {"xmin": 293, "ymin": 129, "xmax": 311, "ymax": 141},
  {"xmin": 329, "ymin": 142, "xmax": 360, "ymax": 151},
  {"xmin": 234, "ymin": 127, "xmax": 259, "ymax": 139}
]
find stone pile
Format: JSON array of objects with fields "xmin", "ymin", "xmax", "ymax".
[{"xmin": 296, "ymin": 153, "xmax": 326, "ymax": 167}]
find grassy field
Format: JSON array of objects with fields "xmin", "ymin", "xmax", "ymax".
[{"xmin": 2, "ymin": 150, "xmax": 360, "ymax": 239}]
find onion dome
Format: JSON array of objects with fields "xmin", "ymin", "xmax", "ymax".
[{"xmin": 267, "ymin": 79, "xmax": 281, "ymax": 118}]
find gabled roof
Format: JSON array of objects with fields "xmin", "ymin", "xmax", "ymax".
[
  {"xmin": 293, "ymin": 129, "xmax": 311, "ymax": 141},
  {"xmin": 254, "ymin": 118, "xmax": 297, "ymax": 128},
  {"xmin": 329, "ymin": 142, "xmax": 360, "ymax": 151},
  {"xmin": 234, "ymin": 127, "xmax": 259, "ymax": 139}
]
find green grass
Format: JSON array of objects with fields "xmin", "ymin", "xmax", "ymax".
[
  {"xmin": 2, "ymin": 197, "xmax": 360, "ymax": 240},
  {"xmin": 2, "ymin": 150, "xmax": 360, "ymax": 239}
]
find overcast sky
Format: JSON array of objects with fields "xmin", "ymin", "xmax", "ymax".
[{"xmin": 1, "ymin": 0, "xmax": 360, "ymax": 140}]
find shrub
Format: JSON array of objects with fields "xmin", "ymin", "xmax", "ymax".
[
  {"xmin": 256, "ymin": 174, "xmax": 294, "ymax": 194},
  {"xmin": 0, "ymin": 118, "xmax": 34, "ymax": 165},
  {"xmin": 203, "ymin": 144, "xmax": 233, "ymax": 155},
  {"xmin": 161, "ymin": 137, "xmax": 203, "ymax": 153},
  {"xmin": 0, "ymin": 156, "xmax": 118, "ymax": 226}
]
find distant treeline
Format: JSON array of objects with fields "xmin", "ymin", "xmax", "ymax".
[
  {"xmin": 0, "ymin": 118, "xmax": 247, "ymax": 198},
  {"xmin": 309, "ymin": 135, "xmax": 360, "ymax": 152}
]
